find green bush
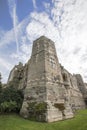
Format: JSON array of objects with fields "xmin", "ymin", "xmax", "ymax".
[
  {"xmin": 0, "ymin": 87, "xmax": 24, "ymax": 113},
  {"xmin": 28, "ymin": 102, "xmax": 47, "ymax": 120},
  {"xmin": 28, "ymin": 102, "xmax": 47, "ymax": 114},
  {"xmin": 35, "ymin": 102, "xmax": 47, "ymax": 114},
  {"xmin": 0, "ymin": 100, "xmax": 17, "ymax": 113},
  {"xmin": 0, "ymin": 85, "xmax": 2, "ymax": 94},
  {"xmin": 0, "ymin": 73, "xmax": 2, "ymax": 93}
]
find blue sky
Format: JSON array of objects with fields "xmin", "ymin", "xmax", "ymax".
[{"xmin": 0, "ymin": 0, "xmax": 87, "ymax": 83}]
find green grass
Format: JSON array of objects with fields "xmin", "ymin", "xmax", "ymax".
[{"xmin": 0, "ymin": 109, "xmax": 87, "ymax": 130}]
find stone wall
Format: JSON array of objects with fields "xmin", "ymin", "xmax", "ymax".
[
  {"xmin": 7, "ymin": 62, "xmax": 28, "ymax": 90},
  {"xmin": 60, "ymin": 67, "xmax": 86, "ymax": 111},
  {"xmin": 7, "ymin": 36, "xmax": 87, "ymax": 122},
  {"xmin": 20, "ymin": 36, "xmax": 73, "ymax": 122}
]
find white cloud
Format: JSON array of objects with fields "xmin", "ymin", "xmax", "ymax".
[
  {"xmin": 32, "ymin": 0, "xmax": 37, "ymax": 9},
  {"xmin": 0, "ymin": 29, "xmax": 14, "ymax": 47},
  {"xmin": 8, "ymin": 0, "xmax": 19, "ymax": 54},
  {"xmin": 1, "ymin": 0, "xmax": 87, "ymax": 83},
  {"xmin": 0, "ymin": 57, "xmax": 13, "ymax": 83},
  {"xmin": 51, "ymin": 0, "xmax": 87, "ymax": 81},
  {"xmin": 0, "ymin": 16, "xmax": 30, "ymax": 48},
  {"xmin": 0, "ymin": 15, "xmax": 31, "ymax": 82},
  {"xmin": 0, "ymin": 30, "xmax": 6, "ymax": 39},
  {"xmin": 43, "ymin": 2, "xmax": 51, "ymax": 13},
  {"xmin": 0, "ymin": 58, "xmax": 12, "ymax": 70},
  {"xmin": 11, "ymin": 37, "xmax": 32, "ymax": 63},
  {"xmin": 26, "ymin": 12, "xmax": 60, "ymax": 44},
  {"xmin": 43, "ymin": 2, "xmax": 50, "ymax": 9},
  {"xmin": 26, "ymin": 0, "xmax": 87, "ymax": 82}
]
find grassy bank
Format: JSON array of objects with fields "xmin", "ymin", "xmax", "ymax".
[{"xmin": 0, "ymin": 109, "xmax": 87, "ymax": 130}]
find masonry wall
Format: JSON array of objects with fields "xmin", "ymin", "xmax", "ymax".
[
  {"xmin": 7, "ymin": 36, "xmax": 87, "ymax": 122},
  {"xmin": 60, "ymin": 67, "xmax": 86, "ymax": 111}
]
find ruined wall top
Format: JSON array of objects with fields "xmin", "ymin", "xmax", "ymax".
[{"xmin": 31, "ymin": 36, "xmax": 56, "ymax": 56}]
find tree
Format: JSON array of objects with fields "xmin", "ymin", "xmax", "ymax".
[
  {"xmin": 0, "ymin": 86, "xmax": 24, "ymax": 113},
  {"xmin": 0, "ymin": 100, "xmax": 17, "ymax": 113},
  {"xmin": 0, "ymin": 73, "xmax": 2, "ymax": 93}
]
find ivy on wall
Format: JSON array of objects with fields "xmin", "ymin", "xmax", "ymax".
[{"xmin": 27, "ymin": 102, "xmax": 47, "ymax": 121}]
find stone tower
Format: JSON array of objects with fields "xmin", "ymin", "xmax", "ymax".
[{"xmin": 20, "ymin": 36, "xmax": 73, "ymax": 122}]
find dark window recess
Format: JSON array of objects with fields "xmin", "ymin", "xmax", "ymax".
[{"xmin": 62, "ymin": 73, "xmax": 68, "ymax": 82}]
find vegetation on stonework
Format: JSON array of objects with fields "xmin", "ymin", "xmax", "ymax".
[
  {"xmin": 0, "ymin": 86, "xmax": 24, "ymax": 113},
  {"xmin": 0, "ymin": 109, "xmax": 87, "ymax": 130},
  {"xmin": 28, "ymin": 102, "xmax": 47, "ymax": 120},
  {"xmin": 35, "ymin": 102, "xmax": 47, "ymax": 114}
]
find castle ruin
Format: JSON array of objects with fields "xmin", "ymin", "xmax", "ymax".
[{"xmin": 8, "ymin": 36, "xmax": 87, "ymax": 122}]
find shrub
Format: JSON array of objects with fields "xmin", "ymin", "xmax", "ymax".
[
  {"xmin": 0, "ymin": 73, "xmax": 2, "ymax": 93},
  {"xmin": 0, "ymin": 85, "xmax": 2, "ymax": 94},
  {"xmin": 0, "ymin": 101, "xmax": 17, "ymax": 113},
  {"xmin": 35, "ymin": 102, "xmax": 47, "ymax": 114},
  {"xmin": 28, "ymin": 102, "xmax": 47, "ymax": 121},
  {"xmin": 0, "ymin": 87, "xmax": 24, "ymax": 113}
]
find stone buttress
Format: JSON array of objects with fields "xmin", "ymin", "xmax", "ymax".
[{"xmin": 20, "ymin": 36, "xmax": 74, "ymax": 122}]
